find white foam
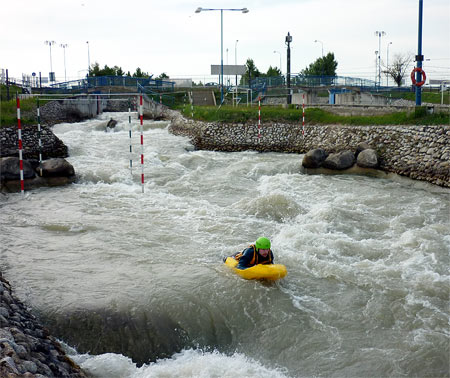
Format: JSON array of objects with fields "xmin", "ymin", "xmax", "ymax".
[{"xmin": 69, "ymin": 349, "xmax": 290, "ymax": 378}]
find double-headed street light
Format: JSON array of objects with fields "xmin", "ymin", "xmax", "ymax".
[
  {"xmin": 60, "ymin": 43, "xmax": 68, "ymax": 82},
  {"xmin": 375, "ymin": 31, "xmax": 386, "ymax": 87},
  {"xmin": 45, "ymin": 40, "xmax": 56, "ymax": 82},
  {"xmin": 195, "ymin": 7, "xmax": 249, "ymax": 104}
]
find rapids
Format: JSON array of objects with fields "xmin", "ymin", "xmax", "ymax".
[{"xmin": 1, "ymin": 112, "xmax": 448, "ymax": 377}]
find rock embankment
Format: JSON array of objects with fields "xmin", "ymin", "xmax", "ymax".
[
  {"xmin": 0, "ymin": 273, "xmax": 86, "ymax": 377},
  {"xmin": 167, "ymin": 112, "xmax": 449, "ymax": 187}
]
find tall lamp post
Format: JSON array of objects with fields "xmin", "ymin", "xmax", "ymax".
[
  {"xmin": 60, "ymin": 43, "xmax": 68, "ymax": 82},
  {"xmin": 235, "ymin": 40, "xmax": 239, "ymax": 86},
  {"xmin": 314, "ymin": 39, "xmax": 324, "ymax": 57},
  {"xmin": 374, "ymin": 50, "xmax": 378, "ymax": 86},
  {"xmin": 386, "ymin": 41, "xmax": 392, "ymax": 86},
  {"xmin": 375, "ymin": 31, "xmax": 386, "ymax": 87},
  {"xmin": 86, "ymin": 41, "xmax": 90, "ymax": 77},
  {"xmin": 273, "ymin": 51, "xmax": 282, "ymax": 75},
  {"xmin": 45, "ymin": 40, "xmax": 56, "ymax": 83},
  {"xmin": 195, "ymin": 7, "xmax": 249, "ymax": 104}
]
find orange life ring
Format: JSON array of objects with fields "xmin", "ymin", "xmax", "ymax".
[{"xmin": 411, "ymin": 67, "xmax": 426, "ymax": 87}]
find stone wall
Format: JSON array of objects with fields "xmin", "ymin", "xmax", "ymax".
[
  {"xmin": 168, "ymin": 111, "xmax": 449, "ymax": 187},
  {"xmin": 0, "ymin": 124, "xmax": 68, "ymax": 160}
]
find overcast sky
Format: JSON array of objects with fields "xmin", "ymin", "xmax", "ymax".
[{"xmin": 2, "ymin": 0, "xmax": 449, "ymax": 84}]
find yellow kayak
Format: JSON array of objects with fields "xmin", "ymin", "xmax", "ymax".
[{"xmin": 224, "ymin": 257, "xmax": 287, "ymax": 280}]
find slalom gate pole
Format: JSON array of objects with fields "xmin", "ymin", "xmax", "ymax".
[
  {"xmin": 36, "ymin": 98, "xmax": 43, "ymax": 176},
  {"xmin": 302, "ymin": 94, "xmax": 305, "ymax": 137},
  {"xmin": 16, "ymin": 96, "xmax": 24, "ymax": 194},
  {"xmin": 190, "ymin": 92, "xmax": 194, "ymax": 118},
  {"xmin": 139, "ymin": 95, "xmax": 144, "ymax": 193},
  {"xmin": 128, "ymin": 99, "xmax": 133, "ymax": 175},
  {"xmin": 257, "ymin": 96, "xmax": 261, "ymax": 143}
]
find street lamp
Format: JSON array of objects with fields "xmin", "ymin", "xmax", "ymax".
[
  {"xmin": 60, "ymin": 43, "xmax": 68, "ymax": 82},
  {"xmin": 386, "ymin": 41, "xmax": 392, "ymax": 86},
  {"xmin": 273, "ymin": 51, "xmax": 282, "ymax": 75},
  {"xmin": 45, "ymin": 40, "xmax": 56, "ymax": 82},
  {"xmin": 375, "ymin": 31, "xmax": 386, "ymax": 87},
  {"xmin": 235, "ymin": 39, "xmax": 239, "ymax": 86},
  {"xmin": 195, "ymin": 7, "xmax": 249, "ymax": 104},
  {"xmin": 86, "ymin": 41, "xmax": 90, "ymax": 77},
  {"xmin": 314, "ymin": 39, "xmax": 324, "ymax": 57},
  {"xmin": 374, "ymin": 50, "xmax": 379, "ymax": 87}
]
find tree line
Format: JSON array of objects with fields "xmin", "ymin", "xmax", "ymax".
[
  {"xmin": 90, "ymin": 51, "xmax": 412, "ymax": 87},
  {"xmin": 88, "ymin": 62, "xmax": 169, "ymax": 80}
]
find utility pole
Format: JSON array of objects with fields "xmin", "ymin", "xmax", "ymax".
[
  {"xmin": 415, "ymin": 0, "xmax": 424, "ymax": 106},
  {"xmin": 286, "ymin": 32, "xmax": 292, "ymax": 104}
]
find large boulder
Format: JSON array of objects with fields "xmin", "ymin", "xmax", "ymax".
[
  {"xmin": 355, "ymin": 142, "xmax": 371, "ymax": 157},
  {"xmin": 357, "ymin": 149, "xmax": 379, "ymax": 168},
  {"xmin": 107, "ymin": 118, "xmax": 118, "ymax": 129},
  {"xmin": 0, "ymin": 157, "xmax": 36, "ymax": 181},
  {"xmin": 40, "ymin": 158, "xmax": 75, "ymax": 177},
  {"xmin": 302, "ymin": 149, "xmax": 328, "ymax": 168},
  {"xmin": 322, "ymin": 150, "xmax": 356, "ymax": 170}
]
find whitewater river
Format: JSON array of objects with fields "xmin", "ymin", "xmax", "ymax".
[{"xmin": 1, "ymin": 112, "xmax": 449, "ymax": 378}]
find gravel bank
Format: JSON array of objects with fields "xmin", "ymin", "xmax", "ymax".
[{"xmin": 0, "ymin": 273, "xmax": 86, "ymax": 377}]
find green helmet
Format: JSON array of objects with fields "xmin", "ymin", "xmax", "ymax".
[{"xmin": 255, "ymin": 237, "xmax": 271, "ymax": 250}]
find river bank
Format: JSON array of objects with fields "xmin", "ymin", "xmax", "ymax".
[
  {"xmin": 0, "ymin": 273, "xmax": 86, "ymax": 377},
  {"xmin": 166, "ymin": 109, "xmax": 450, "ymax": 187}
]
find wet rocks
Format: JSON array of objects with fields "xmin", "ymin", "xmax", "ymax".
[
  {"xmin": 322, "ymin": 150, "xmax": 356, "ymax": 170},
  {"xmin": 301, "ymin": 146, "xmax": 378, "ymax": 171},
  {"xmin": 0, "ymin": 157, "xmax": 76, "ymax": 193},
  {"xmin": 106, "ymin": 118, "xmax": 118, "ymax": 129},
  {"xmin": 357, "ymin": 148, "xmax": 379, "ymax": 168},
  {"xmin": 0, "ymin": 273, "xmax": 86, "ymax": 377},
  {"xmin": 302, "ymin": 148, "xmax": 328, "ymax": 168}
]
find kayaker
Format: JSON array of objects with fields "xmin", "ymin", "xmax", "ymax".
[{"xmin": 234, "ymin": 237, "xmax": 274, "ymax": 269}]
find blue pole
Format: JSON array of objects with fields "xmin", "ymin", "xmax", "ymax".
[
  {"xmin": 415, "ymin": 0, "xmax": 423, "ymax": 106},
  {"xmin": 221, "ymin": 9, "xmax": 224, "ymax": 104}
]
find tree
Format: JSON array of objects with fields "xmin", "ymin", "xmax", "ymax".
[
  {"xmin": 301, "ymin": 52, "xmax": 338, "ymax": 76},
  {"xmin": 132, "ymin": 67, "xmax": 150, "ymax": 78},
  {"xmin": 265, "ymin": 66, "xmax": 282, "ymax": 77},
  {"xmin": 156, "ymin": 73, "xmax": 169, "ymax": 80},
  {"xmin": 89, "ymin": 62, "xmax": 125, "ymax": 76},
  {"xmin": 384, "ymin": 53, "xmax": 413, "ymax": 87},
  {"xmin": 240, "ymin": 58, "xmax": 261, "ymax": 85},
  {"xmin": 114, "ymin": 66, "xmax": 125, "ymax": 76}
]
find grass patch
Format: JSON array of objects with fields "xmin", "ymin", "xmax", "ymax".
[
  {"xmin": 1, "ymin": 97, "xmax": 37, "ymax": 127},
  {"xmin": 384, "ymin": 90, "xmax": 450, "ymax": 105},
  {"xmin": 180, "ymin": 105, "xmax": 449, "ymax": 126}
]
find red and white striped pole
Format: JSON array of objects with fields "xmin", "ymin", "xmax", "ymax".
[
  {"xmin": 139, "ymin": 95, "xmax": 144, "ymax": 193},
  {"xmin": 302, "ymin": 93, "xmax": 305, "ymax": 137},
  {"xmin": 257, "ymin": 96, "xmax": 261, "ymax": 143},
  {"xmin": 128, "ymin": 99, "xmax": 133, "ymax": 175},
  {"xmin": 16, "ymin": 96, "xmax": 24, "ymax": 194}
]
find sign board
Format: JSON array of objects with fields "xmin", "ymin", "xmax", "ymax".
[
  {"xmin": 49, "ymin": 72, "xmax": 55, "ymax": 82},
  {"xmin": 211, "ymin": 65, "xmax": 246, "ymax": 75}
]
